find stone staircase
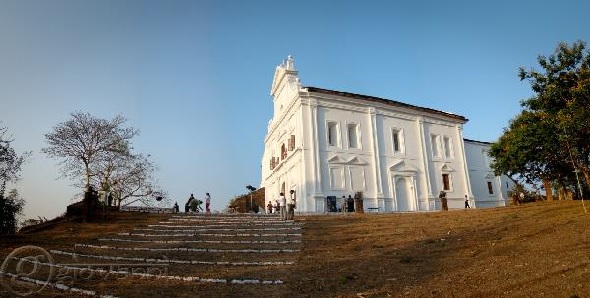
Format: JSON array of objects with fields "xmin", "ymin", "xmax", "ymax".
[{"xmin": 2, "ymin": 213, "xmax": 302, "ymax": 297}]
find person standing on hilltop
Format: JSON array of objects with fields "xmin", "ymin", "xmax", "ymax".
[
  {"xmin": 185, "ymin": 194, "xmax": 195, "ymax": 213},
  {"xmin": 347, "ymin": 195, "xmax": 355, "ymax": 212},
  {"xmin": 205, "ymin": 192, "xmax": 211, "ymax": 215}
]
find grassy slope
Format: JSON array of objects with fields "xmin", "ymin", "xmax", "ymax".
[
  {"xmin": 1, "ymin": 201, "xmax": 589, "ymax": 297},
  {"xmin": 293, "ymin": 201, "xmax": 590, "ymax": 297}
]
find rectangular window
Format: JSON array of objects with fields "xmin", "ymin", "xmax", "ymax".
[
  {"xmin": 288, "ymin": 135, "xmax": 295, "ymax": 151},
  {"xmin": 270, "ymin": 156, "xmax": 277, "ymax": 170},
  {"xmin": 487, "ymin": 181, "xmax": 494, "ymax": 194},
  {"xmin": 281, "ymin": 144, "xmax": 287, "ymax": 160},
  {"xmin": 442, "ymin": 174, "xmax": 450, "ymax": 191},
  {"xmin": 392, "ymin": 129, "xmax": 401, "ymax": 153},
  {"xmin": 443, "ymin": 136, "xmax": 452, "ymax": 158},
  {"xmin": 347, "ymin": 123, "xmax": 358, "ymax": 149},
  {"xmin": 431, "ymin": 135, "xmax": 440, "ymax": 157},
  {"xmin": 328, "ymin": 122, "xmax": 339, "ymax": 147}
]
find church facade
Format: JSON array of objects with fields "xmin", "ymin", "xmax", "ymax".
[{"xmin": 261, "ymin": 56, "xmax": 513, "ymax": 212}]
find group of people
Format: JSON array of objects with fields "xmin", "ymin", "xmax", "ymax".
[
  {"xmin": 173, "ymin": 192, "xmax": 211, "ymax": 214},
  {"xmin": 340, "ymin": 195, "xmax": 355, "ymax": 213},
  {"xmin": 266, "ymin": 192, "xmax": 296, "ymax": 220}
]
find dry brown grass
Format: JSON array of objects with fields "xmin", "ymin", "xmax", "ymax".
[{"xmin": 2, "ymin": 201, "xmax": 590, "ymax": 297}]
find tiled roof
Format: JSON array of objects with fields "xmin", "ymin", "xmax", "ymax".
[{"xmin": 304, "ymin": 86, "xmax": 468, "ymax": 123}]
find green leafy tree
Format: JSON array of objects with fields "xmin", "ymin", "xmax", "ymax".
[
  {"xmin": 490, "ymin": 40, "xmax": 590, "ymax": 198},
  {"xmin": 519, "ymin": 40, "xmax": 590, "ymax": 188},
  {"xmin": 489, "ymin": 110, "xmax": 573, "ymax": 200},
  {"xmin": 0, "ymin": 189, "xmax": 25, "ymax": 234},
  {"xmin": 0, "ymin": 126, "xmax": 30, "ymax": 234}
]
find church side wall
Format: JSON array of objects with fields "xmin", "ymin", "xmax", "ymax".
[
  {"xmin": 464, "ymin": 141, "xmax": 508, "ymax": 208},
  {"xmin": 307, "ymin": 93, "xmax": 470, "ymax": 212}
]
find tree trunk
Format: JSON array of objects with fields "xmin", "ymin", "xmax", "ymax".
[
  {"xmin": 85, "ymin": 162, "xmax": 91, "ymax": 191},
  {"xmin": 582, "ymin": 169, "xmax": 590, "ymax": 198},
  {"xmin": 0, "ymin": 181, "xmax": 5, "ymax": 198},
  {"xmin": 83, "ymin": 162, "xmax": 91, "ymax": 223},
  {"xmin": 542, "ymin": 178, "xmax": 553, "ymax": 201},
  {"xmin": 558, "ymin": 185, "xmax": 566, "ymax": 201},
  {"xmin": 566, "ymin": 190, "xmax": 573, "ymax": 200}
]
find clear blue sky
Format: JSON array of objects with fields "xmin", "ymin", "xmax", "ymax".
[{"xmin": 1, "ymin": 0, "xmax": 588, "ymax": 220}]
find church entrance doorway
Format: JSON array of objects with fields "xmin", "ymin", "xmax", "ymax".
[{"xmin": 394, "ymin": 176, "xmax": 415, "ymax": 211}]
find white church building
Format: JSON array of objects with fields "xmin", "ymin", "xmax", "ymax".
[{"xmin": 261, "ymin": 56, "xmax": 514, "ymax": 212}]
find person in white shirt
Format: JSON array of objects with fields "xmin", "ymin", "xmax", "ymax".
[{"xmin": 279, "ymin": 193, "xmax": 287, "ymax": 220}]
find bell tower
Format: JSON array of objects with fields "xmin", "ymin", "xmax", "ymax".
[{"xmin": 270, "ymin": 55, "xmax": 303, "ymax": 113}]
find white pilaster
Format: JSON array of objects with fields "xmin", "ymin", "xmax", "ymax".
[
  {"xmin": 417, "ymin": 117, "xmax": 433, "ymax": 210},
  {"xmin": 368, "ymin": 107, "xmax": 383, "ymax": 200},
  {"xmin": 310, "ymin": 100, "xmax": 323, "ymax": 196},
  {"xmin": 456, "ymin": 125, "xmax": 473, "ymax": 207}
]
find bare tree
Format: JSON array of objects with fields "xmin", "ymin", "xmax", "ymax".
[
  {"xmin": 43, "ymin": 112, "xmax": 167, "ymax": 212},
  {"xmin": 42, "ymin": 112, "xmax": 138, "ymax": 191},
  {"xmin": 92, "ymin": 152, "xmax": 166, "ymax": 207}
]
